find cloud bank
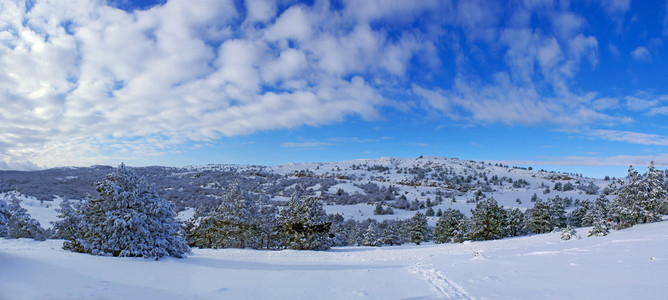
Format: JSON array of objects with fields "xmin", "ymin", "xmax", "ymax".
[{"xmin": 0, "ymin": 0, "xmax": 664, "ymax": 169}]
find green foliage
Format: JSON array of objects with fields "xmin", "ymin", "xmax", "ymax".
[
  {"xmin": 469, "ymin": 197, "xmax": 506, "ymax": 241},
  {"xmin": 505, "ymin": 208, "xmax": 526, "ymax": 237},
  {"xmin": 63, "ymin": 164, "xmax": 189, "ymax": 259},
  {"xmin": 51, "ymin": 199, "xmax": 81, "ymax": 240},
  {"xmin": 588, "ymin": 219, "xmax": 610, "ymax": 237},
  {"xmin": 525, "ymin": 199, "xmax": 552, "ymax": 234},
  {"xmin": 4, "ymin": 197, "xmax": 46, "ymax": 240},
  {"xmin": 609, "ymin": 163, "xmax": 666, "ymax": 229},
  {"xmin": 560, "ymin": 225, "xmax": 578, "ymax": 240},
  {"xmin": 187, "ymin": 182, "xmax": 279, "ymax": 250},
  {"xmin": 361, "ymin": 223, "xmax": 380, "ymax": 246},
  {"xmin": 279, "ymin": 196, "xmax": 332, "ymax": 250},
  {"xmin": 408, "ymin": 211, "xmax": 429, "ymax": 245},
  {"xmin": 433, "ymin": 209, "xmax": 466, "ymax": 243}
]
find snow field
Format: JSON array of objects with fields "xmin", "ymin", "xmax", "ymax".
[{"xmin": 2, "ymin": 221, "xmax": 667, "ymax": 299}]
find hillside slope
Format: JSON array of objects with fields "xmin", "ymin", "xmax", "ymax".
[{"xmin": 2, "ymin": 156, "xmax": 613, "ymax": 226}]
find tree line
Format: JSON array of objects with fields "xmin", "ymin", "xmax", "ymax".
[{"xmin": 1, "ymin": 163, "xmax": 666, "ymax": 259}]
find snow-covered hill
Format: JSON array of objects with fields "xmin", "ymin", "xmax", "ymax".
[
  {"xmin": 2, "ymin": 156, "xmax": 616, "ymax": 226},
  {"xmin": 1, "ymin": 221, "xmax": 666, "ymax": 299}
]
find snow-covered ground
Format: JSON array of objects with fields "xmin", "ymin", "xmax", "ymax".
[
  {"xmin": 0, "ymin": 192, "xmax": 63, "ymax": 229},
  {"xmin": 2, "ymin": 221, "xmax": 667, "ymax": 299}
]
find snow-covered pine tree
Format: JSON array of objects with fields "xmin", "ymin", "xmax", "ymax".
[
  {"xmin": 560, "ymin": 225, "xmax": 579, "ymax": 240},
  {"xmin": 524, "ymin": 198, "xmax": 553, "ymax": 234},
  {"xmin": 581, "ymin": 195, "xmax": 609, "ymax": 227},
  {"xmin": 63, "ymin": 163, "xmax": 189, "ymax": 259},
  {"xmin": 0, "ymin": 199, "xmax": 9, "ymax": 237},
  {"xmin": 380, "ymin": 220, "xmax": 403, "ymax": 246},
  {"xmin": 505, "ymin": 208, "xmax": 526, "ymax": 237},
  {"xmin": 548, "ymin": 196, "xmax": 567, "ymax": 229},
  {"xmin": 208, "ymin": 182, "xmax": 260, "ymax": 248},
  {"xmin": 6, "ymin": 197, "xmax": 46, "ymax": 240},
  {"xmin": 433, "ymin": 208, "xmax": 465, "ymax": 243},
  {"xmin": 279, "ymin": 195, "xmax": 331, "ymax": 250},
  {"xmin": 609, "ymin": 164, "xmax": 664, "ymax": 229},
  {"xmin": 568, "ymin": 200, "xmax": 590, "ymax": 228},
  {"xmin": 646, "ymin": 162, "xmax": 667, "ymax": 216},
  {"xmin": 346, "ymin": 219, "xmax": 365, "ymax": 246},
  {"xmin": 51, "ymin": 199, "xmax": 81, "ymax": 240},
  {"xmin": 374, "ymin": 203, "xmax": 384, "ymax": 215},
  {"xmin": 407, "ymin": 211, "xmax": 429, "ymax": 245},
  {"xmin": 327, "ymin": 214, "xmax": 348, "ymax": 247},
  {"xmin": 254, "ymin": 204, "xmax": 280, "ymax": 249},
  {"xmin": 186, "ymin": 184, "xmax": 277, "ymax": 249},
  {"xmin": 588, "ymin": 218, "xmax": 610, "ymax": 237},
  {"xmin": 361, "ymin": 222, "xmax": 380, "ymax": 246},
  {"xmin": 469, "ymin": 197, "xmax": 506, "ymax": 241},
  {"xmin": 186, "ymin": 208, "xmax": 218, "ymax": 248}
]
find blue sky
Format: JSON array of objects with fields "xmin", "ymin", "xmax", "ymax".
[{"xmin": 1, "ymin": 0, "xmax": 667, "ymax": 177}]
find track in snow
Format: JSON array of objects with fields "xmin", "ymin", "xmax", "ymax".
[{"xmin": 408, "ymin": 263, "xmax": 473, "ymax": 300}]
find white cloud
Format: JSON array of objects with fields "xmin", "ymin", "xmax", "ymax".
[
  {"xmin": 264, "ymin": 6, "xmax": 312, "ymax": 43},
  {"xmin": 592, "ymin": 97, "xmax": 620, "ymax": 110},
  {"xmin": 597, "ymin": 0, "xmax": 631, "ymax": 17},
  {"xmin": 0, "ymin": 0, "xmax": 438, "ymax": 169},
  {"xmin": 416, "ymin": 1, "xmax": 605, "ymax": 127},
  {"xmin": 589, "ymin": 129, "xmax": 668, "ymax": 146},
  {"xmin": 625, "ymin": 96, "xmax": 659, "ymax": 111},
  {"xmin": 552, "ymin": 12, "xmax": 584, "ymax": 40},
  {"xmin": 631, "ymin": 46, "xmax": 651, "ymax": 61},
  {"xmin": 0, "ymin": 0, "xmax": 659, "ymax": 170},
  {"xmin": 245, "ymin": 0, "xmax": 276, "ymax": 24}
]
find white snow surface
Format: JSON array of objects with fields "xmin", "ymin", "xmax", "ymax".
[
  {"xmin": 2, "ymin": 221, "xmax": 667, "ymax": 299},
  {"xmin": 0, "ymin": 192, "xmax": 62, "ymax": 229}
]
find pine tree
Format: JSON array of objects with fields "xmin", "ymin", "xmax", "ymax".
[
  {"xmin": 216, "ymin": 182, "xmax": 254, "ymax": 248},
  {"xmin": 380, "ymin": 220, "xmax": 403, "ymax": 246},
  {"xmin": 213, "ymin": 182, "xmax": 259, "ymax": 248},
  {"xmin": 374, "ymin": 203, "xmax": 384, "ymax": 215},
  {"xmin": 581, "ymin": 195, "xmax": 609, "ymax": 227},
  {"xmin": 51, "ymin": 199, "xmax": 81, "ymax": 240},
  {"xmin": 328, "ymin": 214, "xmax": 347, "ymax": 247},
  {"xmin": 254, "ymin": 204, "xmax": 280, "ymax": 249},
  {"xmin": 186, "ymin": 208, "xmax": 218, "ymax": 248},
  {"xmin": 64, "ymin": 164, "xmax": 189, "ymax": 259},
  {"xmin": 525, "ymin": 199, "xmax": 553, "ymax": 234},
  {"xmin": 469, "ymin": 197, "xmax": 506, "ymax": 241},
  {"xmin": 609, "ymin": 164, "xmax": 664, "ymax": 229},
  {"xmin": 588, "ymin": 219, "xmax": 610, "ymax": 237},
  {"xmin": 560, "ymin": 225, "xmax": 578, "ymax": 240},
  {"xmin": 452, "ymin": 218, "xmax": 470, "ymax": 243},
  {"xmin": 408, "ymin": 211, "xmax": 429, "ymax": 245},
  {"xmin": 568, "ymin": 200, "xmax": 590, "ymax": 228},
  {"xmin": 361, "ymin": 223, "xmax": 379, "ymax": 246},
  {"xmin": 0, "ymin": 199, "xmax": 10, "ymax": 237},
  {"xmin": 5, "ymin": 197, "xmax": 45, "ymax": 240},
  {"xmin": 433, "ymin": 209, "xmax": 465, "ymax": 243},
  {"xmin": 548, "ymin": 196, "xmax": 567, "ymax": 229},
  {"xmin": 279, "ymin": 196, "xmax": 331, "ymax": 250},
  {"xmin": 646, "ymin": 162, "xmax": 667, "ymax": 216},
  {"xmin": 505, "ymin": 208, "xmax": 526, "ymax": 237}
]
